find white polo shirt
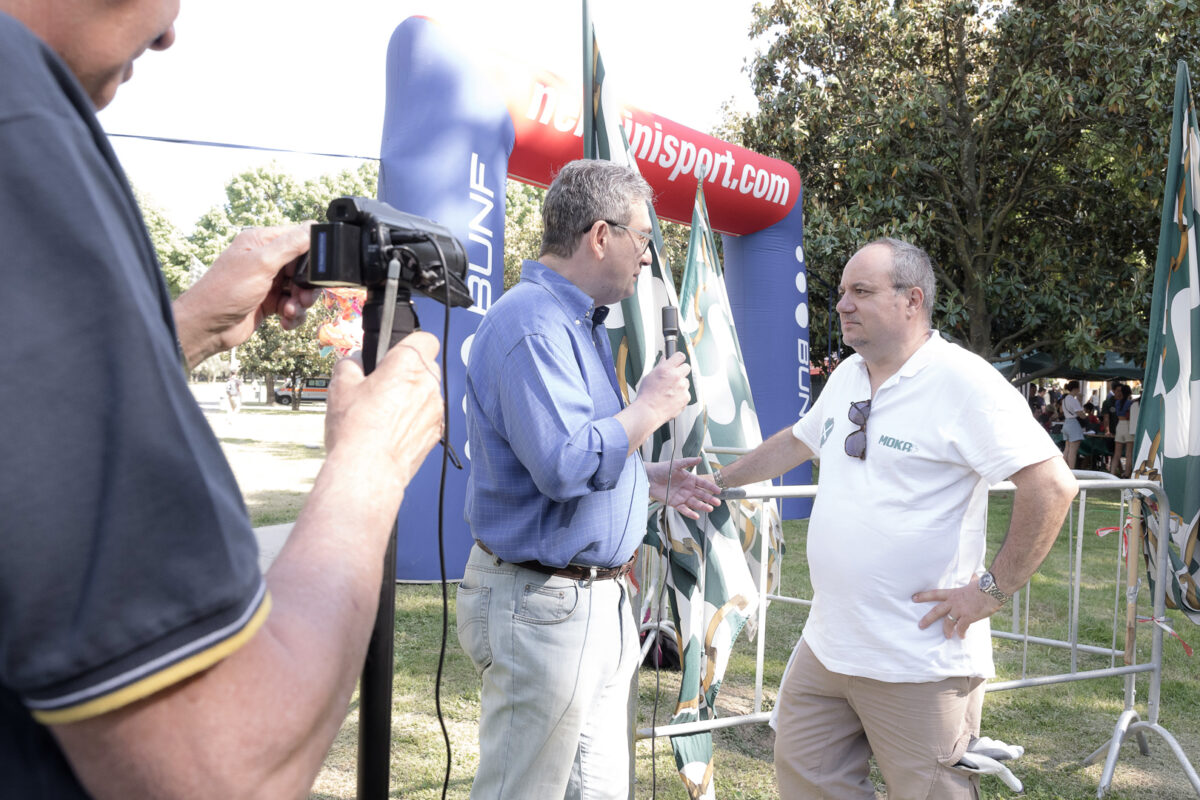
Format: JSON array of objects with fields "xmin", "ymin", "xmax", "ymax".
[{"xmin": 792, "ymin": 332, "xmax": 1061, "ymax": 681}]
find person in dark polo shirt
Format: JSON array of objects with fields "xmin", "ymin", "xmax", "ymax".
[{"xmin": 0, "ymin": 2, "xmax": 445, "ymax": 796}]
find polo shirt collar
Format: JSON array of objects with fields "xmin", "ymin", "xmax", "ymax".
[
  {"xmin": 519, "ymin": 259, "xmax": 606, "ymax": 324},
  {"xmin": 857, "ymin": 329, "xmax": 943, "ymax": 391},
  {"xmin": 895, "ymin": 329, "xmax": 943, "ymax": 379}
]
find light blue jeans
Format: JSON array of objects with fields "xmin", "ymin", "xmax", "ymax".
[{"xmin": 456, "ymin": 543, "xmax": 638, "ymax": 800}]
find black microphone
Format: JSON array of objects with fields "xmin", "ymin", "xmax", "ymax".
[{"xmin": 662, "ymin": 306, "xmax": 679, "ymax": 359}]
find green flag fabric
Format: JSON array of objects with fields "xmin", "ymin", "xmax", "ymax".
[
  {"xmin": 583, "ymin": 21, "xmax": 775, "ymax": 799},
  {"xmin": 653, "ymin": 179, "xmax": 785, "ymax": 799},
  {"xmin": 679, "ymin": 182, "xmax": 785, "ymax": 610},
  {"xmin": 1132, "ymin": 60, "xmax": 1200, "ymax": 624}
]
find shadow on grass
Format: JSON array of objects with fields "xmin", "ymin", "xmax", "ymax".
[
  {"xmin": 246, "ymin": 489, "xmax": 308, "ymax": 527},
  {"xmin": 220, "ymin": 440, "xmax": 323, "ymax": 460}
]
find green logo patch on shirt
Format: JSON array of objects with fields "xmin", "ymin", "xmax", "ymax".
[
  {"xmin": 878, "ymin": 434, "xmax": 916, "ymax": 453},
  {"xmin": 820, "ymin": 417, "xmax": 835, "ymax": 446}
]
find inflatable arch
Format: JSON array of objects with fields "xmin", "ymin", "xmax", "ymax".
[{"xmin": 380, "ymin": 16, "xmax": 811, "ymax": 579}]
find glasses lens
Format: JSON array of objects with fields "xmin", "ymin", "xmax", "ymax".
[
  {"xmin": 848, "ymin": 400, "xmax": 871, "ymax": 426},
  {"xmin": 844, "ymin": 429, "xmax": 867, "ymax": 459}
]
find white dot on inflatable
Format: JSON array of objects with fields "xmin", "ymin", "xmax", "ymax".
[
  {"xmin": 795, "ymin": 303, "xmax": 809, "ymax": 329},
  {"xmin": 463, "ymin": 439, "xmax": 471, "ymax": 462},
  {"xmin": 794, "ymin": 244, "xmax": 805, "ymax": 264},
  {"xmin": 460, "ymin": 333, "xmax": 474, "ymax": 367},
  {"xmin": 795, "ymin": 272, "xmax": 807, "ymax": 295},
  {"xmin": 462, "ymin": 394, "xmax": 468, "ymax": 415}
]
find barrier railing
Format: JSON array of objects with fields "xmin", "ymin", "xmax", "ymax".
[{"xmin": 634, "ymin": 470, "xmax": 1200, "ymax": 798}]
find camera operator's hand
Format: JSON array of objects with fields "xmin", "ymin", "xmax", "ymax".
[
  {"xmin": 615, "ymin": 352, "xmax": 691, "ymax": 455},
  {"xmin": 324, "ymin": 333, "xmax": 444, "ymax": 505},
  {"xmin": 173, "ymin": 224, "xmax": 320, "ymax": 369}
]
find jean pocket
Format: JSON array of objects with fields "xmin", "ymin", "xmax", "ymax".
[
  {"xmin": 455, "ymin": 583, "xmax": 492, "ymax": 674},
  {"xmin": 515, "ymin": 581, "xmax": 579, "ymax": 625}
]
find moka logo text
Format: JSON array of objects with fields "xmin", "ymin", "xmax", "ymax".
[{"xmin": 878, "ymin": 435, "xmax": 915, "ymax": 453}]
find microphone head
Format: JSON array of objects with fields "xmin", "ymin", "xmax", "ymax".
[{"xmin": 661, "ymin": 306, "xmax": 679, "ymax": 336}]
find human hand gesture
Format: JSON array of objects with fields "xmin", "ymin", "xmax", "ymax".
[
  {"xmin": 912, "ymin": 581, "xmax": 1003, "ymax": 639},
  {"xmin": 173, "ymin": 224, "xmax": 320, "ymax": 367},
  {"xmin": 646, "ymin": 457, "xmax": 721, "ymax": 520},
  {"xmin": 635, "ymin": 352, "xmax": 691, "ymax": 427},
  {"xmin": 324, "ymin": 333, "xmax": 444, "ymax": 499}
]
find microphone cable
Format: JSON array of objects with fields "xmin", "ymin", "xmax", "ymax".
[{"xmin": 431, "ymin": 236, "xmax": 458, "ymax": 800}]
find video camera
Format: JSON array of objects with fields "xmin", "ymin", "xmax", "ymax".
[
  {"xmin": 296, "ymin": 196, "xmax": 471, "ymax": 305},
  {"xmin": 294, "ymin": 196, "xmax": 472, "ymax": 367}
]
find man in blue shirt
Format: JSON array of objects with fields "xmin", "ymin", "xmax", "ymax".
[{"xmin": 459, "ymin": 159, "xmax": 720, "ymax": 799}]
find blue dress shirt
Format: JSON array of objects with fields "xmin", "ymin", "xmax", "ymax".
[{"xmin": 464, "ymin": 260, "xmax": 648, "ymax": 568}]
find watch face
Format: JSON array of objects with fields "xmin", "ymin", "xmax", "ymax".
[{"xmin": 980, "ymin": 573, "xmax": 995, "ymax": 590}]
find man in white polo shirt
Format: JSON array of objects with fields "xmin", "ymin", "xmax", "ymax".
[{"xmin": 714, "ymin": 238, "xmax": 1077, "ymax": 799}]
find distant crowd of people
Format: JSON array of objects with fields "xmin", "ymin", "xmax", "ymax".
[{"xmin": 1028, "ymin": 379, "xmax": 1138, "ymax": 475}]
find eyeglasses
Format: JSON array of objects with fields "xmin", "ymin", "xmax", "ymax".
[
  {"xmin": 584, "ymin": 219, "xmax": 653, "ymax": 256},
  {"xmin": 844, "ymin": 399, "xmax": 871, "ymax": 460}
]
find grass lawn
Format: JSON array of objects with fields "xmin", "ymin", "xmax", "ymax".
[
  {"xmin": 212, "ymin": 401, "xmax": 1199, "ymax": 799},
  {"xmin": 305, "ymin": 492, "xmax": 1200, "ymax": 800}
]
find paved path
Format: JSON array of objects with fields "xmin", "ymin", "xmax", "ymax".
[{"xmin": 254, "ymin": 522, "xmax": 294, "ymax": 572}]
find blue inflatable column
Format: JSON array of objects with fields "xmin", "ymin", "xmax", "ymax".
[
  {"xmin": 721, "ymin": 194, "xmax": 813, "ymax": 518},
  {"xmin": 379, "ymin": 17, "xmax": 514, "ymax": 579}
]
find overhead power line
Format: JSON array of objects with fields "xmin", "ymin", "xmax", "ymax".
[{"xmin": 106, "ymin": 133, "xmax": 378, "ymax": 162}]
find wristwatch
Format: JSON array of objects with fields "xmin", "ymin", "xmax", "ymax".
[{"xmin": 978, "ymin": 571, "xmax": 1010, "ymax": 606}]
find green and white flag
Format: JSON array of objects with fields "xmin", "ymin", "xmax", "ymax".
[
  {"xmin": 583, "ymin": 11, "xmax": 774, "ymax": 797},
  {"xmin": 1133, "ymin": 60, "xmax": 1200, "ymax": 623},
  {"xmin": 654, "ymin": 178, "xmax": 783, "ymax": 800},
  {"xmin": 679, "ymin": 181, "xmax": 785, "ymax": 608}
]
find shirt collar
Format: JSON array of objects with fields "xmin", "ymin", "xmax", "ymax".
[
  {"xmin": 851, "ymin": 329, "xmax": 942, "ymax": 390},
  {"xmin": 895, "ymin": 329, "xmax": 943, "ymax": 379},
  {"xmin": 520, "ymin": 259, "xmax": 607, "ymax": 325}
]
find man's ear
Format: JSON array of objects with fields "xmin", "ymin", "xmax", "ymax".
[
  {"xmin": 585, "ymin": 220, "xmax": 609, "ymax": 260},
  {"xmin": 906, "ymin": 286, "xmax": 925, "ymax": 317}
]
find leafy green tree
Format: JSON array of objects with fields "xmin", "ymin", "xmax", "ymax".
[
  {"xmin": 136, "ymin": 190, "xmax": 194, "ymax": 298},
  {"xmin": 504, "ymin": 180, "xmax": 545, "ymax": 289},
  {"xmin": 236, "ymin": 312, "xmax": 335, "ymax": 410},
  {"xmin": 742, "ymin": 0, "xmax": 1200, "ymax": 380},
  {"xmin": 189, "ymin": 161, "xmax": 378, "ymax": 404}
]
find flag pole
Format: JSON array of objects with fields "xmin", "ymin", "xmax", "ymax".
[
  {"xmin": 582, "ymin": 0, "xmax": 595, "ymax": 159},
  {"xmin": 1124, "ymin": 497, "xmax": 1143, "ymax": 670}
]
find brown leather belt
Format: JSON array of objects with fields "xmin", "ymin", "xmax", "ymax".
[{"xmin": 475, "ymin": 540, "xmax": 636, "ymax": 582}]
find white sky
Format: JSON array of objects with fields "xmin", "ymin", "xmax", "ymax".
[{"xmin": 98, "ymin": 0, "xmax": 766, "ymax": 230}]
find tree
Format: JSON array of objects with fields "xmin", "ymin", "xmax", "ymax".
[
  {"xmin": 236, "ymin": 313, "xmax": 335, "ymax": 410},
  {"xmin": 187, "ymin": 161, "xmax": 378, "ymax": 404},
  {"xmin": 503, "ymin": 180, "xmax": 544, "ymax": 289},
  {"xmin": 742, "ymin": 0, "xmax": 1200, "ymax": 379},
  {"xmin": 136, "ymin": 190, "xmax": 194, "ymax": 298}
]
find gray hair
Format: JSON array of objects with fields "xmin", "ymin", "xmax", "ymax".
[
  {"xmin": 540, "ymin": 159, "xmax": 653, "ymax": 259},
  {"xmin": 867, "ymin": 237, "xmax": 936, "ymax": 323}
]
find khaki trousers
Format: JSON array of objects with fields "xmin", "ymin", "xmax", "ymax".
[{"xmin": 774, "ymin": 641, "xmax": 983, "ymax": 800}]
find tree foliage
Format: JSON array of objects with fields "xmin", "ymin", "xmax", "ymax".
[
  {"xmin": 184, "ymin": 161, "xmax": 379, "ymax": 404},
  {"xmin": 136, "ymin": 190, "xmax": 195, "ymax": 298},
  {"xmin": 742, "ymin": 0, "xmax": 1200, "ymax": 377},
  {"xmin": 503, "ymin": 180, "xmax": 545, "ymax": 289}
]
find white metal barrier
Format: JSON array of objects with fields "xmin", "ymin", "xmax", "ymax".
[{"xmin": 635, "ymin": 470, "xmax": 1200, "ymax": 798}]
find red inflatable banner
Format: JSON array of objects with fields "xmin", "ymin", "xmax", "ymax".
[{"xmin": 487, "ymin": 54, "xmax": 800, "ymax": 236}]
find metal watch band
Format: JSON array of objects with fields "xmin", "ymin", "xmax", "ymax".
[
  {"xmin": 979, "ymin": 571, "xmax": 1010, "ymax": 605},
  {"xmin": 714, "ymin": 470, "xmax": 728, "ymax": 490}
]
